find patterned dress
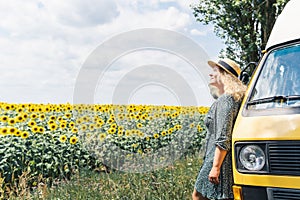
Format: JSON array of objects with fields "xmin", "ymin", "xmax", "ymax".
[{"xmin": 194, "ymin": 94, "xmax": 242, "ymax": 200}]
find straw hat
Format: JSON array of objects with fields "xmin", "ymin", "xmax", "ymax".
[{"xmin": 207, "ymin": 58, "xmax": 241, "ymax": 78}]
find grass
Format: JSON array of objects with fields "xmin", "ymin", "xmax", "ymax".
[{"xmin": 29, "ymin": 154, "xmax": 203, "ymax": 200}]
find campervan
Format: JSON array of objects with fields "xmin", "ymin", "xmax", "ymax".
[{"xmin": 232, "ymin": 0, "xmax": 300, "ymax": 199}]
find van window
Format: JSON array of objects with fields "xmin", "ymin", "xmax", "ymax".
[{"xmin": 247, "ymin": 43, "xmax": 300, "ymax": 110}]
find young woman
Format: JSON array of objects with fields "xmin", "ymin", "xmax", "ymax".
[{"xmin": 192, "ymin": 58, "xmax": 247, "ymax": 200}]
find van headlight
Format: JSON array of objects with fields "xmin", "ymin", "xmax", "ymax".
[{"xmin": 239, "ymin": 145, "xmax": 266, "ymax": 171}]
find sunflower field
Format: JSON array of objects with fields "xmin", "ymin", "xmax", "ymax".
[{"xmin": 0, "ymin": 102, "xmax": 208, "ymax": 198}]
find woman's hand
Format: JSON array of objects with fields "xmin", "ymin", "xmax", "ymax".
[{"xmin": 209, "ymin": 167, "xmax": 220, "ymax": 184}]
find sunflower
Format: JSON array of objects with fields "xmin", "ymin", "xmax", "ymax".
[
  {"xmin": 64, "ymin": 113, "xmax": 71, "ymax": 118},
  {"xmin": 99, "ymin": 133, "xmax": 106, "ymax": 141},
  {"xmin": 72, "ymin": 128, "xmax": 78, "ymax": 133},
  {"xmin": 138, "ymin": 131, "xmax": 144, "ymax": 137},
  {"xmin": 164, "ymin": 112, "xmax": 170, "ymax": 117},
  {"xmin": 198, "ymin": 106, "xmax": 209, "ymax": 114},
  {"xmin": 86, "ymin": 132, "xmax": 91, "ymax": 138},
  {"xmin": 0, "ymin": 127, "xmax": 8, "ymax": 135},
  {"xmin": 49, "ymin": 123, "xmax": 58, "ymax": 131},
  {"xmin": 80, "ymin": 124, "xmax": 87, "ymax": 131},
  {"xmin": 175, "ymin": 125, "xmax": 182, "ymax": 130},
  {"xmin": 22, "ymin": 113, "xmax": 29, "ymax": 120},
  {"xmin": 39, "ymin": 127, "xmax": 45, "ymax": 133},
  {"xmin": 66, "ymin": 105, "xmax": 72, "ymax": 111},
  {"xmin": 49, "ymin": 115, "xmax": 56, "ymax": 121},
  {"xmin": 82, "ymin": 116, "xmax": 88, "ymax": 122},
  {"xmin": 107, "ymin": 128, "xmax": 116, "ymax": 134},
  {"xmin": 97, "ymin": 119, "xmax": 104, "ymax": 125},
  {"xmin": 76, "ymin": 118, "xmax": 83, "ymax": 124},
  {"xmin": 48, "ymin": 120, "xmax": 55, "ymax": 125},
  {"xmin": 107, "ymin": 118, "xmax": 114, "ymax": 124},
  {"xmin": 44, "ymin": 107, "xmax": 51, "ymax": 112},
  {"xmin": 161, "ymin": 131, "xmax": 167, "ymax": 137},
  {"xmin": 14, "ymin": 130, "xmax": 21, "ymax": 137},
  {"xmin": 197, "ymin": 125, "xmax": 203, "ymax": 132},
  {"xmin": 7, "ymin": 127, "xmax": 17, "ymax": 135},
  {"xmin": 118, "ymin": 114, "xmax": 124, "ymax": 120},
  {"xmin": 31, "ymin": 125, "xmax": 39, "ymax": 133},
  {"xmin": 16, "ymin": 107, "xmax": 23, "ymax": 113},
  {"xmin": 89, "ymin": 124, "xmax": 95, "ymax": 131},
  {"xmin": 28, "ymin": 120, "xmax": 36, "ymax": 127},
  {"xmin": 136, "ymin": 123, "xmax": 143, "ymax": 128},
  {"xmin": 30, "ymin": 113, "xmax": 38, "ymax": 119},
  {"xmin": 8, "ymin": 118, "xmax": 16, "ymax": 126},
  {"xmin": 153, "ymin": 133, "xmax": 159, "ymax": 139},
  {"xmin": 131, "ymin": 129, "xmax": 137, "ymax": 135},
  {"xmin": 141, "ymin": 115, "xmax": 147, "ymax": 120},
  {"xmin": 125, "ymin": 130, "xmax": 131, "ymax": 137},
  {"xmin": 39, "ymin": 114, "xmax": 46, "ymax": 121},
  {"xmin": 59, "ymin": 135, "xmax": 67, "ymax": 143},
  {"xmin": 16, "ymin": 115, "xmax": 24, "ymax": 122},
  {"xmin": 171, "ymin": 112, "xmax": 179, "ymax": 118},
  {"xmin": 21, "ymin": 131, "xmax": 29, "ymax": 139},
  {"xmin": 110, "ymin": 123, "xmax": 117, "ymax": 129},
  {"xmin": 118, "ymin": 126, "xmax": 124, "ymax": 132},
  {"xmin": 0, "ymin": 115, "xmax": 8, "ymax": 123},
  {"xmin": 117, "ymin": 130, "xmax": 123, "ymax": 137},
  {"xmin": 69, "ymin": 136, "xmax": 78, "ymax": 145},
  {"xmin": 145, "ymin": 136, "xmax": 150, "ymax": 141},
  {"xmin": 10, "ymin": 104, "xmax": 16, "ymax": 110},
  {"xmin": 60, "ymin": 123, "xmax": 67, "ymax": 130},
  {"xmin": 69, "ymin": 121, "xmax": 75, "ymax": 128},
  {"xmin": 3, "ymin": 104, "xmax": 11, "ymax": 111},
  {"xmin": 96, "ymin": 123, "xmax": 103, "ymax": 129},
  {"xmin": 168, "ymin": 128, "xmax": 174, "ymax": 134}
]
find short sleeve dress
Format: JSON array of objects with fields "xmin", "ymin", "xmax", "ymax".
[{"xmin": 194, "ymin": 94, "xmax": 242, "ymax": 200}]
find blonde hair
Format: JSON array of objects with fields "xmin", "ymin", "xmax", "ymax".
[{"xmin": 220, "ymin": 69, "xmax": 247, "ymax": 101}]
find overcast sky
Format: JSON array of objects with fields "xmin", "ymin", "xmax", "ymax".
[{"xmin": 0, "ymin": 0, "xmax": 225, "ymax": 106}]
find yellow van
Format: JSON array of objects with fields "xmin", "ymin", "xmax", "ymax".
[{"xmin": 232, "ymin": 0, "xmax": 300, "ymax": 199}]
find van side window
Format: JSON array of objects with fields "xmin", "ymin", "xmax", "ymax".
[{"xmin": 247, "ymin": 43, "xmax": 300, "ymax": 110}]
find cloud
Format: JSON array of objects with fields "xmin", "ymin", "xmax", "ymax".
[
  {"xmin": 45, "ymin": 0, "xmax": 120, "ymax": 27},
  {"xmin": 190, "ymin": 28, "xmax": 207, "ymax": 36},
  {"xmin": 0, "ymin": 0, "xmax": 220, "ymax": 105}
]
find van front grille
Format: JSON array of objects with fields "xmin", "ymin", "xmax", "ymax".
[
  {"xmin": 267, "ymin": 188, "xmax": 300, "ymax": 200},
  {"xmin": 268, "ymin": 141, "xmax": 300, "ymax": 176}
]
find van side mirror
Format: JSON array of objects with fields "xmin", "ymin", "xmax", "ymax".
[
  {"xmin": 240, "ymin": 71, "xmax": 250, "ymax": 85},
  {"xmin": 239, "ymin": 62, "xmax": 258, "ymax": 85}
]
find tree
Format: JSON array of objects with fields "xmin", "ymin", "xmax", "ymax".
[{"xmin": 192, "ymin": 0, "xmax": 289, "ymax": 67}]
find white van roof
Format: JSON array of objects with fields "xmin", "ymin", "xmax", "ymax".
[{"xmin": 266, "ymin": 0, "xmax": 300, "ymax": 50}]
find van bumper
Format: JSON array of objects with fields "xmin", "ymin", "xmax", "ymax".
[{"xmin": 233, "ymin": 185, "xmax": 300, "ymax": 200}]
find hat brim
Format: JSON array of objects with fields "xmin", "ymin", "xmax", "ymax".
[
  {"xmin": 208, "ymin": 60, "xmax": 227, "ymax": 72},
  {"xmin": 207, "ymin": 60, "xmax": 238, "ymax": 77},
  {"xmin": 207, "ymin": 60, "xmax": 219, "ymax": 68}
]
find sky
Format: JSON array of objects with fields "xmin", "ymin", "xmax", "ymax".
[{"xmin": 0, "ymin": 0, "xmax": 225, "ymax": 106}]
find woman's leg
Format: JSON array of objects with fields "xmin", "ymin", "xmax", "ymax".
[{"xmin": 192, "ymin": 188, "xmax": 210, "ymax": 200}]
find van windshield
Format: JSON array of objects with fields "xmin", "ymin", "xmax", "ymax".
[{"xmin": 248, "ymin": 43, "xmax": 300, "ymax": 110}]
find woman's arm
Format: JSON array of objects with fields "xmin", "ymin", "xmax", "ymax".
[{"xmin": 208, "ymin": 146, "xmax": 228, "ymax": 184}]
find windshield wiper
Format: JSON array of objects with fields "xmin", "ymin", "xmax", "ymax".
[{"xmin": 248, "ymin": 95, "xmax": 300, "ymax": 105}]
